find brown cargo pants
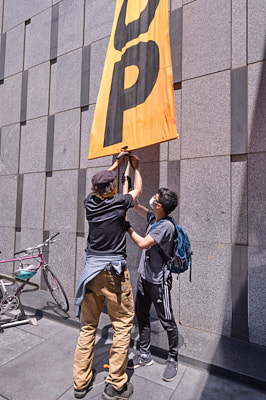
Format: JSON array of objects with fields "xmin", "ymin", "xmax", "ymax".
[{"xmin": 73, "ymin": 267, "xmax": 134, "ymax": 391}]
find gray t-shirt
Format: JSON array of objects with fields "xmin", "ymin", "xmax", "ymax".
[{"xmin": 138, "ymin": 211, "xmax": 176, "ymax": 284}]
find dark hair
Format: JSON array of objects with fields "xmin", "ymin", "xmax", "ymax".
[{"xmin": 157, "ymin": 188, "xmax": 178, "ymax": 215}]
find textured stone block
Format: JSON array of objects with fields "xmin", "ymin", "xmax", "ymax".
[
  {"xmin": 20, "ymin": 117, "xmax": 47, "ymax": 173},
  {"xmin": 171, "ymin": 0, "xmax": 182, "ymax": 9},
  {"xmin": 0, "ymin": 73, "xmax": 22, "ymax": 127},
  {"xmin": 3, "ymin": 0, "xmax": 52, "ymax": 32},
  {"xmin": 170, "ymin": 7, "xmax": 182, "ymax": 83},
  {"xmin": 21, "ymin": 173, "xmax": 45, "ymax": 230},
  {"xmin": 49, "ymin": 49, "xmax": 82, "ymax": 114},
  {"xmin": 53, "ymin": 109, "xmax": 80, "ymax": 170},
  {"xmin": 0, "ymin": 175, "xmax": 17, "ymax": 227},
  {"xmin": 183, "ymin": 0, "xmax": 195, "ymax": 4},
  {"xmin": 232, "ymin": 0, "xmax": 247, "ymax": 68},
  {"xmin": 248, "ymin": 153, "xmax": 266, "ymax": 247},
  {"xmin": 0, "ymin": 124, "xmax": 20, "ymax": 176},
  {"xmin": 27, "ymin": 62, "xmax": 50, "ymax": 120},
  {"xmin": 182, "ymin": 71, "xmax": 230, "ymax": 158},
  {"xmin": 4, "ymin": 24, "xmax": 24, "ymax": 78},
  {"xmin": 89, "ymin": 38, "xmax": 109, "ymax": 104},
  {"xmin": 248, "ymin": 0, "xmax": 266, "ymax": 64},
  {"xmin": 183, "ymin": 0, "xmax": 231, "ymax": 79},
  {"xmin": 84, "ymin": 0, "xmax": 115, "ymax": 45},
  {"xmin": 248, "ymin": 246, "xmax": 266, "ymax": 346},
  {"xmin": 48, "ymin": 231, "xmax": 76, "ymax": 297},
  {"xmin": 0, "ymin": 227, "xmax": 15, "ymax": 275},
  {"xmin": 80, "ymin": 106, "xmax": 113, "ymax": 169},
  {"xmin": 231, "ymin": 67, "xmax": 248, "ymax": 155},
  {"xmin": 76, "ymin": 234, "xmax": 88, "ymax": 291},
  {"xmin": 180, "ymin": 241, "xmax": 232, "ymax": 336},
  {"xmin": 45, "ymin": 170, "xmax": 78, "ymax": 232},
  {"xmin": 0, "ymin": 1, "xmax": 2, "ymax": 32},
  {"xmin": 160, "ymin": 161, "xmax": 168, "ymax": 188},
  {"xmin": 232, "ymin": 157, "xmax": 248, "ymax": 245},
  {"xmin": 169, "ymin": 90, "xmax": 181, "ymax": 161},
  {"xmin": 57, "ymin": 0, "xmax": 84, "ymax": 57},
  {"xmin": 24, "ymin": 8, "xmax": 51, "ymax": 70},
  {"xmin": 180, "ymin": 157, "xmax": 231, "ymax": 243},
  {"xmin": 248, "ymin": 62, "xmax": 266, "ymax": 153}
]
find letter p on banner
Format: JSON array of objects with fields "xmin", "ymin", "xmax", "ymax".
[{"xmin": 88, "ymin": 0, "xmax": 178, "ymax": 160}]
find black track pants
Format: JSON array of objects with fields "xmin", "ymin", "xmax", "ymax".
[{"xmin": 135, "ymin": 276, "xmax": 178, "ymax": 360}]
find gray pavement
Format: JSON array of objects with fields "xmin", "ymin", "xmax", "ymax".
[{"xmin": 0, "ymin": 314, "xmax": 265, "ymax": 400}]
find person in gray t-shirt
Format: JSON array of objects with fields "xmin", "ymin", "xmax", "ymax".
[{"xmin": 126, "ymin": 188, "xmax": 179, "ymax": 382}]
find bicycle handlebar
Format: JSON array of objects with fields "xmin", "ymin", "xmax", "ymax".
[{"xmin": 14, "ymin": 232, "xmax": 60, "ymax": 256}]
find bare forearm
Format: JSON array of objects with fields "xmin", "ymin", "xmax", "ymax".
[{"xmin": 127, "ymin": 228, "xmax": 156, "ymax": 249}]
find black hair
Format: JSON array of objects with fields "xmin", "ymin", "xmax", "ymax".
[{"xmin": 157, "ymin": 188, "xmax": 178, "ymax": 215}]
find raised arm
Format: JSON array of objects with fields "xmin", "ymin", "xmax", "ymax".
[
  {"xmin": 128, "ymin": 155, "xmax": 142, "ymax": 202},
  {"xmin": 134, "ymin": 198, "xmax": 148, "ymax": 219},
  {"xmin": 127, "ymin": 226, "xmax": 157, "ymax": 249}
]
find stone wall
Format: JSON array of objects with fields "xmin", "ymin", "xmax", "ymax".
[{"xmin": 0, "ymin": 0, "xmax": 265, "ymax": 346}]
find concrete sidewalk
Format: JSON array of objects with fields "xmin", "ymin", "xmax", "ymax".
[{"xmin": 0, "ymin": 314, "xmax": 265, "ymax": 400}]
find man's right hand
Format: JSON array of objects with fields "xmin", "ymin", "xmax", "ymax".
[{"xmin": 130, "ymin": 154, "xmax": 140, "ymax": 170}]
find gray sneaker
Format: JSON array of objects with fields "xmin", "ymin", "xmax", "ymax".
[
  {"xmin": 127, "ymin": 354, "xmax": 153, "ymax": 369},
  {"xmin": 162, "ymin": 360, "xmax": 178, "ymax": 381}
]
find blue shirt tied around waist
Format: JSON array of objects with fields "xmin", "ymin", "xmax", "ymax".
[{"xmin": 74, "ymin": 254, "xmax": 127, "ymax": 317}]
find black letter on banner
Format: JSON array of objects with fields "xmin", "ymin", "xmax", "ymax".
[
  {"xmin": 114, "ymin": 0, "xmax": 160, "ymax": 51},
  {"xmin": 104, "ymin": 41, "xmax": 159, "ymax": 147}
]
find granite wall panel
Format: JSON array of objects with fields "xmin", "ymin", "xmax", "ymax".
[
  {"xmin": 248, "ymin": 246, "xmax": 266, "ymax": 346},
  {"xmin": 4, "ymin": 24, "xmax": 24, "ymax": 78},
  {"xmin": 248, "ymin": 153, "xmax": 266, "ymax": 247},
  {"xmin": 0, "ymin": 33, "xmax": 6, "ymax": 81},
  {"xmin": 0, "ymin": 73, "xmax": 22, "ymax": 127},
  {"xmin": 180, "ymin": 157, "xmax": 231, "ymax": 243},
  {"xmin": 232, "ymin": 0, "xmax": 247, "ymax": 68},
  {"xmin": 15, "ymin": 173, "xmax": 23, "ymax": 229},
  {"xmin": 20, "ymin": 70, "xmax": 28, "ymax": 124},
  {"xmin": 231, "ymin": 67, "xmax": 247, "ymax": 155},
  {"xmin": 50, "ymin": 3, "xmax": 59, "ymax": 60},
  {"xmin": 183, "ymin": 0, "xmax": 231, "ymax": 80},
  {"xmin": 247, "ymin": 0, "xmax": 266, "ymax": 64},
  {"xmin": 0, "ymin": 227, "xmax": 15, "ymax": 275},
  {"xmin": 0, "ymin": 175, "xmax": 17, "ymax": 227},
  {"xmin": 84, "ymin": 0, "xmax": 116, "ymax": 45},
  {"xmin": 170, "ymin": 7, "xmax": 182, "ymax": 83},
  {"xmin": 3, "ymin": 0, "xmax": 52, "ymax": 32},
  {"xmin": 48, "ymin": 230, "xmax": 76, "ymax": 297},
  {"xmin": 0, "ymin": 1, "xmax": 3, "ymax": 33},
  {"xmin": 80, "ymin": 106, "xmax": 113, "ymax": 169},
  {"xmin": 182, "ymin": 71, "xmax": 230, "ymax": 159},
  {"xmin": 248, "ymin": 61, "xmax": 266, "ymax": 153},
  {"xmin": 89, "ymin": 37, "xmax": 109, "ymax": 104},
  {"xmin": 24, "ymin": 8, "xmax": 51, "ymax": 70},
  {"xmin": 180, "ymin": 241, "xmax": 232, "ymax": 336},
  {"xmin": 169, "ymin": 90, "xmax": 181, "ymax": 161},
  {"xmin": 21, "ymin": 173, "xmax": 45, "ymax": 230},
  {"xmin": 20, "ymin": 117, "xmax": 47, "ymax": 174},
  {"xmin": 45, "ymin": 169, "xmax": 78, "ymax": 232},
  {"xmin": 27, "ymin": 62, "xmax": 50, "ymax": 120},
  {"xmin": 53, "ymin": 108, "xmax": 80, "ymax": 170},
  {"xmin": 49, "ymin": 49, "xmax": 82, "ymax": 114},
  {"xmin": 171, "ymin": 0, "xmax": 182, "ymax": 10},
  {"xmin": 0, "ymin": 124, "xmax": 20, "ymax": 175},
  {"xmin": 231, "ymin": 157, "xmax": 248, "ymax": 245},
  {"xmin": 57, "ymin": 0, "xmax": 84, "ymax": 57}
]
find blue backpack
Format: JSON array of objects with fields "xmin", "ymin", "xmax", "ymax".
[{"xmin": 149, "ymin": 215, "xmax": 193, "ymax": 281}]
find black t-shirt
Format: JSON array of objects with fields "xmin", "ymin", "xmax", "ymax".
[{"xmin": 85, "ymin": 192, "xmax": 134, "ymax": 257}]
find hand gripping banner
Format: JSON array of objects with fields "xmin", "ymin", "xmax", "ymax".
[{"xmin": 88, "ymin": 0, "xmax": 178, "ymax": 160}]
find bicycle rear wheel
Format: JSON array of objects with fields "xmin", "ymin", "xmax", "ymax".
[{"xmin": 42, "ymin": 266, "xmax": 69, "ymax": 312}]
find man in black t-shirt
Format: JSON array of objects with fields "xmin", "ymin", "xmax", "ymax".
[
  {"xmin": 73, "ymin": 155, "xmax": 142, "ymax": 400},
  {"xmin": 126, "ymin": 188, "xmax": 179, "ymax": 383}
]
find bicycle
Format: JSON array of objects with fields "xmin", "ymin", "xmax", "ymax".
[{"xmin": 0, "ymin": 232, "xmax": 69, "ymax": 315}]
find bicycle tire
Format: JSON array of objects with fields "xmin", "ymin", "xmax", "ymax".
[{"xmin": 42, "ymin": 266, "xmax": 69, "ymax": 312}]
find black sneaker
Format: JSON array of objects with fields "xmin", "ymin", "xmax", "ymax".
[
  {"xmin": 74, "ymin": 369, "xmax": 96, "ymax": 399},
  {"xmin": 102, "ymin": 382, "xmax": 133, "ymax": 399},
  {"xmin": 127, "ymin": 354, "xmax": 153, "ymax": 369},
  {"xmin": 162, "ymin": 359, "xmax": 178, "ymax": 381}
]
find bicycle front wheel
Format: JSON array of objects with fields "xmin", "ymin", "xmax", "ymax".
[{"xmin": 43, "ymin": 266, "xmax": 69, "ymax": 312}]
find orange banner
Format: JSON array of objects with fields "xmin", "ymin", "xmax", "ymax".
[{"xmin": 88, "ymin": 0, "xmax": 178, "ymax": 160}]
